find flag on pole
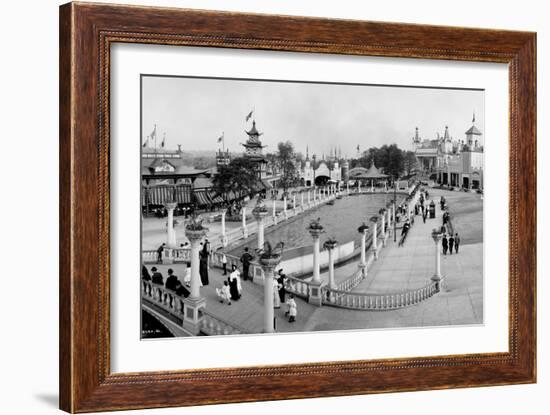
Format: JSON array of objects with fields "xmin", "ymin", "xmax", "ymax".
[
  {"xmin": 356, "ymin": 144, "xmax": 360, "ymax": 152},
  {"xmin": 142, "ymin": 136, "xmax": 149, "ymax": 147},
  {"xmin": 161, "ymin": 132, "xmax": 165, "ymax": 148},
  {"xmin": 245, "ymin": 110, "xmax": 253, "ymax": 122},
  {"xmin": 150, "ymin": 124, "xmax": 157, "ymax": 139},
  {"xmin": 217, "ymin": 132, "xmax": 224, "ymax": 143}
]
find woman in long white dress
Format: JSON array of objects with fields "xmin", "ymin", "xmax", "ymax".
[{"xmin": 273, "ymin": 277, "xmax": 281, "ymax": 308}]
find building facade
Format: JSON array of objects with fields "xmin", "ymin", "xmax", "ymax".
[{"xmin": 413, "ymin": 116, "xmax": 484, "ymax": 190}]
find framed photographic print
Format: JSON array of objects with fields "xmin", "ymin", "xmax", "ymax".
[{"xmin": 59, "ymin": 2, "xmax": 536, "ymax": 412}]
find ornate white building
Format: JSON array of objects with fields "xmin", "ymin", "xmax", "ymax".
[
  {"xmin": 299, "ymin": 146, "xmax": 344, "ymax": 186},
  {"xmin": 414, "ymin": 115, "xmax": 484, "ymax": 189}
]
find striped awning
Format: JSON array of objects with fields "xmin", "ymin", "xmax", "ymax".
[
  {"xmin": 175, "ymin": 185, "xmax": 192, "ymax": 204},
  {"xmin": 208, "ymin": 191, "xmax": 224, "ymax": 204},
  {"xmin": 194, "ymin": 190, "xmax": 211, "ymax": 206},
  {"xmin": 146, "ymin": 185, "xmax": 175, "ymax": 205}
]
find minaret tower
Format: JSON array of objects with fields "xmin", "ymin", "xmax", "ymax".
[{"xmin": 465, "ymin": 112, "xmax": 483, "ymax": 149}]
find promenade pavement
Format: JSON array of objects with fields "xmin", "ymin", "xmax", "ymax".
[{"xmin": 143, "ymin": 187, "xmax": 483, "ymax": 334}]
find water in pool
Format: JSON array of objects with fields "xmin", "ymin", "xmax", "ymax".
[{"xmin": 232, "ymin": 193, "xmax": 393, "ymax": 257}]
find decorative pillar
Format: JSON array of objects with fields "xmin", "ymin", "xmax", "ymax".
[
  {"xmin": 346, "ymin": 182, "xmax": 350, "ymax": 194},
  {"xmin": 258, "ymin": 251, "xmax": 282, "ymax": 333},
  {"xmin": 165, "ymin": 202, "xmax": 177, "ymax": 248},
  {"xmin": 272, "ymin": 199, "xmax": 277, "ymax": 224},
  {"xmin": 431, "ymin": 229, "xmax": 444, "ymax": 291},
  {"xmin": 324, "ymin": 239, "xmax": 338, "ymax": 290},
  {"xmin": 357, "ymin": 223, "xmax": 369, "ymax": 277},
  {"xmin": 241, "ymin": 205, "xmax": 248, "ymax": 238},
  {"xmin": 183, "ymin": 224, "xmax": 207, "ymax": 335},
  {"xmin": 253, "ymin": 202, "xmax": 268, "ymax": 250},
  {"xmin": 358, "ymin": 181, "xmax": 361, "ymax": 193},
  {"xmin": 293, "ymin": 194, "xmax": 297, "ymax": 213},
  {"xmin": 220, "ymin": 209, "xmax": 228, "ymax": 247},
  {"xmin": 301, "ymin": 192, "xmax": 304, "ymax": 211},
  {"xmin": 370, "ymin": 216, "xmax": 379, "ymax": 259},
  {"xmin": 307, "ymin": 190, "xmax": 311, "ymax": 207},
  {"xmin": 308, "ymin": 222, "xmax": 325, "ymax": 306},
  {"xmin": 313, "ymin": 188, "xmax": 317, "ymax": 205},
  {"xmin": 283, "ymin": 196, "xmax": 288, "ymax": 219}
]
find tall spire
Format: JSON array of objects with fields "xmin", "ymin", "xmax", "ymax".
[{"xmin": 472, "ymin": 111, "xmax": 476, "ymax": 123}]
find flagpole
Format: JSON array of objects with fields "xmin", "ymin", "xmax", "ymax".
[{"xmin": 222, "ymin": 131, "xmax": 225, "ymax": 154}]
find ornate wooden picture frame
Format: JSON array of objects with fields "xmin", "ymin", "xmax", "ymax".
[{"xmin": 59, "ymin": 2, "xmax": 536, "ymax": 412}]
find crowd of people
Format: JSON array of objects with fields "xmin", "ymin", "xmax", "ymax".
[{"xmin": 144, "ymin": 243, "xmax": 299, "ymax": 326}]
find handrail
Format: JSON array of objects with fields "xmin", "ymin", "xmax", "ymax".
[
  {"xmin": 141, "ymin": 279, "xmax": 248, "ymax": 335},
  {"xmin": 322, "ymin": 279, "xmax": 440, "ymax": 310}
]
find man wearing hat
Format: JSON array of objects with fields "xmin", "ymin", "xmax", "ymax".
[{"xmin": 151, "ymin": 267, "xmax": 164, "ymax": 285}]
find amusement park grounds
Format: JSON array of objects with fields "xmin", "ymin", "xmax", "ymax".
[{"xmin": 142, "ymin": 187, "xmax": 483, "ymax": 335}]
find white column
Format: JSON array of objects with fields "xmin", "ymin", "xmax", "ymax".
[
  {"xmin": 328, "ymin": 247, "xmax": 336, "ymax": 289},
  {"xmin": 283, "ymin": 196, "xmax": 288, "ymax": 218},
  {"xmin": 188, "ymin": 236, "xmax": 202, "ymax": 299},
  {"xmin": 310, "ymin": 231, "xmax": 321, "ymax": 283},
  {"xmin": 241, "ymin": 206, "xmax": 248, "ymax": 238},
  {"xmin": 346, "ymin": 182, "xmax": 350, "ymax": 194},
  {"xmin": 293, "ymin": 194, "xmax": 297, "ymax": 213},
  {"xmin": 256, "ymin": 216, "xmax": 265, "ymax": 249},
  {"xmin": 220, "ymin": 209, "xmax": 227, "ymax": 246},
  {"xmin": 261, "ymin": 265, "xmax": 275, "ymax": 333},
  {"xmin": 431, "ymin": 231, "xmax": 443, "ymax": 291},
  {"xmin": 358, "ymin": 181, "xmax": 361, "ymax": 192},
  {"xmin": 272, "ymin": 199, "xmax": 277, "ymax": 222},
  {"xmin": 313, "ymin": 188, "xmax": 316, "ymax": 204},
  {"xmin": 165, "ymin": 202, "xmax": 177, "ymax": 248},
  {"xmin": 360, "ymin": 230, "xmax": 367, "ymax": 266},
  {"xmin": 301, "ymin": 192, "xmax": 304, "ymax": 211}
]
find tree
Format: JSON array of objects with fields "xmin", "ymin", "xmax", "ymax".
[
  {"xmin": 212, "ymin": 157, "xmax": 260, "ymax": 202},
  {"xmin": 276, "ymin": 141, "xmax": 298, "ymax": 194},
  {"xmin": 403, "ymin": 151, "xmax": 418, "ymax": 177}
]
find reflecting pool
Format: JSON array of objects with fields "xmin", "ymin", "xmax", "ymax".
[{"xmin": 231, "ymin": 193, "xmax": 393, "ymax": 257}]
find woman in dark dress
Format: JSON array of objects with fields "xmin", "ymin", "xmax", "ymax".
[
  {"xmin": 199, "ymin": 244, "xmax": 209, "ymax": 286},
  {"xmin": 228, "ymin": 276, "xmax": 240, "ymax": 301}
]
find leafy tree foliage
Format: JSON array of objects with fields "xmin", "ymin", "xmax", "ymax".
[{"xmin": 212, "ymin": 157, "xmax": 260, "ymax": 202}]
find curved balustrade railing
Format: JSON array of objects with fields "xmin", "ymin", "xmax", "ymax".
[
  {"xmin": 142, "ymin": 280, "xmax": 185, "ymax": 317},
  {"xmin": 141, "ymin": 280, "xmax": 247, "ymax": 335},
  {"xmin": 284, "ymin": 275, "xmax": 311, "ymax": 300},
  {"xmin": 200, "ymin": 310, "xmax": 248, "ymax": 336},
  {"xmin": 142, "ymin": 247, "xmax": 191, "ymax": 264},
  {"xmin": 337, "ymin": 268, "xmax": 364, "ymax": 292},
  {"xmin": 322, "ymin": 280, "xmax": 440, "ymax": 310}
]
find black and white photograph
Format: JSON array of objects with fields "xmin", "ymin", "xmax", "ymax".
[{"xmin": 140, "ymin": 75, "xmax": 484, "ymax": 338}]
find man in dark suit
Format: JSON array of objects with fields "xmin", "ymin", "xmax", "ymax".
[
  {"xmin": 240, "ymin": 247, "xmax": 253, "ymax": 281},
  {"xmin": 151, "ymin": 267, "xmax": 164, "ymax": 285},
  {"xmin": 156, "ymin": 243, "xmax": 166, "ymax": 263},
  {"xmin": 454, "ymin": 233, "xmax": 461, "ymax": 254},
  {"xmin": 165, "ymin": 268, "xmax": 179, "ymax": 291},
  {"xmin": 442, "ymin": 235, "xmax": 448, "ymax": 255}
]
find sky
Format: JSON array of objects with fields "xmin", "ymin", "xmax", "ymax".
[{"xmin": 142, "ymin": 75, "xmax": 485, "ymax": 158}]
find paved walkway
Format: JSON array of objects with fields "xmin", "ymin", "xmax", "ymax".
[
  {"xmin": 353, "ymin": 187, "xmax": 483, "ymax": 323},
  {"xmin": 143, "ymin": 188, "xmax": 483, "ymax": 334}
]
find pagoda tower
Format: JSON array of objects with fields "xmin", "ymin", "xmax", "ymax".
[{"xmin": 242, "ymin": 120, "xmax": 268, "ymax": 179}]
